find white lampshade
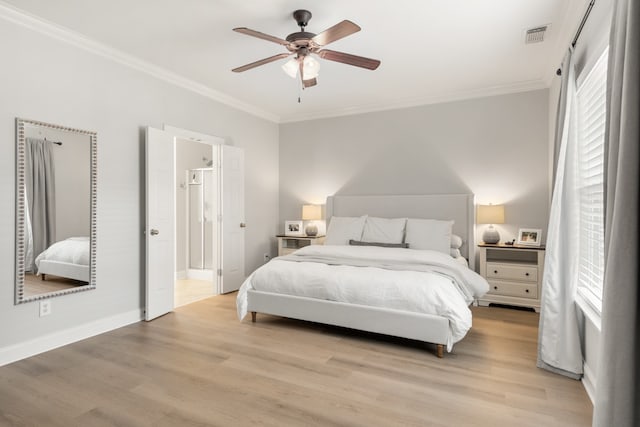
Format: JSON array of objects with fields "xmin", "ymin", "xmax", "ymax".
[
  {"xmin": 477, "ymin": 204, "xmax": 505, "ymax": 244},
  {"xmin": 282, "ymin": 57, "xmax": 298, "ymax": 79},
  {"xmin": 302, "ymin": 55, "xmax": 320, "ymax": 79},
  {"xmin": 282, "ymin": 56, "xmax": 321, "ymax": 80},
  {"xmin": 302, "ymin": 204, "xmax": 322, "ymax": 220},
  {"xmin": 477, "ymin": 204, "xmax": 505, "ymax": 224}
]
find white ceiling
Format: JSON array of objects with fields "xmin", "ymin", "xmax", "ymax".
[{"xmin": 3, "ymin": 0, "xmax": 589, "ymax": 123}]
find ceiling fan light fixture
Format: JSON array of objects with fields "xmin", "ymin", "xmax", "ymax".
[
  {"xmin": 233, "ymin": 9, "xmax": 380, "ymax": 88},
  {"xmin": 282, "ymin": 57, "xmax": 299, "ymax": 78},
  {"xmin": 303, "ymin": 55, "xmax": 320, "ymax": 79}
]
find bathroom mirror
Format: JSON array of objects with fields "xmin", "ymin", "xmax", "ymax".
[{"xmin": 15, "ymin": 118, "xmax": 97, "ymax": 304}]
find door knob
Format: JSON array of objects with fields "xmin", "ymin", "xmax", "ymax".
[
  {"xmin": 150, "ymin": 229, "xmax": 160, "ymax": 236},
  {"xmin": 240, "ymin": 223, "xmax": 246, "ymax": 228}
]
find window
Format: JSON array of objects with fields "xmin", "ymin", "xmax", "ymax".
[{"xmin": 576, "ymin": 48, "xmax": 608, "ymax": 313}]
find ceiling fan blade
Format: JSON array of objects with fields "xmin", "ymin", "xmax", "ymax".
[
  {"xmin": 233, "ymin": 27, "xmax": 290, "ymax": 46},
  {"xmin": 317, "ymin": 49, "xmax": 380, "ymax": 70},
  {"xmin": 298, "ymin": 61, "xmax": 318, "ymax": 88},
  {"xmin": 232, "ymin": 53, "xmax": 292, "ymax": 73},
  {"xmin": 303, "ymin": 78, "xmax": 317, "ymax": 88},
  {"xmin": 312, "ymin": 20, "xmax": 360, "ymax": 46}
]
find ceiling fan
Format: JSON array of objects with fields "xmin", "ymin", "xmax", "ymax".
[{"xmin": 232, "ymin": 10, "xmax": 381, "ymax": 89}]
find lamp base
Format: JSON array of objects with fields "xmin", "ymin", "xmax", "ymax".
[
  {"xmin": 482, "ymin": 227, "xmax": 500, "ymax": 244},
  {"xmin": 305, "ymin": 224, "xmax": 318, "ymax": 237}
]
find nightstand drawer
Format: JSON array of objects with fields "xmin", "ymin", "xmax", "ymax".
[
  {"xmin": 488, "ymin": 280, "xmax": 538, "ymax": 299},
  {"xmin": 486, "ymin": 262, "xmax": 537, "ymax": 282}
]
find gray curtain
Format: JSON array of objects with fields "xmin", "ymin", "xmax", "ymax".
[
  {"xmin": 593, "ymin": 0, "xmax": 640, "ymax": 426},
  {"xmin": 536, "ymin": 47, "xmax": 585, "ymax": 379},
  {"xmin": 25, "ymin": 137, "xmax": 56, "ymax": 272}
]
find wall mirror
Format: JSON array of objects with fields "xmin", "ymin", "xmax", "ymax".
[{"xmin": 15, "ymin": 118, "xmax": 97, "ymax": 304}]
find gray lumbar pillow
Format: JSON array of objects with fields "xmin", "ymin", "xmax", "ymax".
[{"xmin": 349, "ymin": 239, "xmax": 409, "ymax": 248}]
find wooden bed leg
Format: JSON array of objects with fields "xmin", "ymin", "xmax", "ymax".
[
  {"xmin": 41, "ymin": 274, "xmax": 45, "ymax": 281},
  {"xmin": 251, "ymin": 311, "xmax": 256, "ymax": 323},
  {"xmin": 436, "ymin": 344, "xmax": 444, "ymax": 358}
]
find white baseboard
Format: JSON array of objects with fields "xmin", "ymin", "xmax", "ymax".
[
  {"xmin": 582, "ymin": 361, "xmax": 596, "ymax": 404},
  {"xmin": 187, "ymin": 269, "xmax": 214, "ymax": 281},
  {"xmin": 0, "ymin": 309, "xmax": 143, "ymax": 367}
]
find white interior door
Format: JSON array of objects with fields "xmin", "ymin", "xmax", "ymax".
[
  {"xmin": 220, "ymin": 145, "xmax": 245, "ymax": 293},
  {"xmin": 145, "ymin": 127, "xmax": 175, "ymax": 320}
]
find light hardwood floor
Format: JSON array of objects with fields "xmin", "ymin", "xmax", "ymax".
[
  {"xmin": 174, "ymin": 279, "xmax": 214, "ymax": 308},
  {"xmin": 0, "ymin": 294, "xmax": 592, "ymax": 426}
]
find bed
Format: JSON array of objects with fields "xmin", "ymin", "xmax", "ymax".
[
  {"xmin": 34, "ymin": 236, "xmax": 90, "ymax": 283},
  {"xmin": 237, "ymin": 194, "xmax": 489, "ymax": 357}
]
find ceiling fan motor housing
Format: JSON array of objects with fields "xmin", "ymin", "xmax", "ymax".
[
  {"xmin": 286, "ymin": 9, "xmax": 316, "ymax": 51},
  {"xmin": 286, "ymin": 32, "xmax": 316, "ymax": 45}
]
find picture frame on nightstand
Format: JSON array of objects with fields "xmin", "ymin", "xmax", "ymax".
[
  {"xmin": 284, "ymin": 220, "xmax": 304, "ymax": 236},
  {"xmin": 517, "ymin": 228, "xmax": 542, "ymax": 246}
]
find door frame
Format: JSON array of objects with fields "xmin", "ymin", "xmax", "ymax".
[{"xmin": 146, "ymin": 126, "xmax": 228, "ymax": 317}]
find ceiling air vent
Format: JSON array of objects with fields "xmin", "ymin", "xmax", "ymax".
[{"xmin": 525, "ymin": 25, "xmax": 548, "ymax": 44}]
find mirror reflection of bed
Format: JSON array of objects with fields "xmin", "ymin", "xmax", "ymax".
[
  {"xmin": 25, "ymin": 235, "xmax": 91, "ymax": 298},
  {"xmin": 15, "ymin": 118, "xmax": 96, "ymax": 303}
]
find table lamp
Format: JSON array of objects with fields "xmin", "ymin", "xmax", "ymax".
[
  {"xmin": 302, "ymin": 204, "xmax": 322, "ymax": 236},
  {"xmin": 477, "ymin": 204, "xmax": 505, "ymax": 244}
]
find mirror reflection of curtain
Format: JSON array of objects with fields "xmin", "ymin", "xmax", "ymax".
[
  {"xmin": 23, "ymin": 186, "xmax": 34, "ymax": 270},
  {"xmin": 24, "ymin": 137, "xmax": 56, "ymax": 272}
]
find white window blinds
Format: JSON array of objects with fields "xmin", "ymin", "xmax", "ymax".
[{"xmin": 576, "ymin": 48, "xmax": 608, "ymax": 312}]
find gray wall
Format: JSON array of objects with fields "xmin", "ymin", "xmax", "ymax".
[
  {"xmin": 279, "ymin": 90, "xmax": 550, "ymax": 250},
  {"xmin": 0, "ymin": 19, "xmax": 279, "ymax": 349}
]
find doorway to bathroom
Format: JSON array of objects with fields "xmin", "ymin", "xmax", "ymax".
[{"xmin": 175, "ymin": 138, "xmax": 215, "ymax": 307}]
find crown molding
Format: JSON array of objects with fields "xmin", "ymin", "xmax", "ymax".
[
  {"xmin": 0, "ymin": 1, "xmax": 280, "ymax": 123},
  {"xmin": 279, "ymin": 79, "xmax": 549, "ymax": 123}
]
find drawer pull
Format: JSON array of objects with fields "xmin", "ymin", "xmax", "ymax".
[
  {"xmin": 493, "ymin": 286, "xmax": 498, "ymax": 290},
  {"xmin": 525, "ymin": 272, "xmax": 530, "ymax": 276},
  {"xmin": 494, "ymin": 270, "xmax": 498, "ymax": 274},
  {"xmin": 526, "ymin": 289, "xmax": 530, "ymax": 293}
]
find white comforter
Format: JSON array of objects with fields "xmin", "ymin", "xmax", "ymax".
[
  {"xmin": 35, "ymin": 237, "xmax": 90, "ymax": 270},
  {"xmin": 237, "ymin": 245, "xmax": 489, "ymax": 348}
]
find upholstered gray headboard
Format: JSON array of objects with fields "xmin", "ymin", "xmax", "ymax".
[{"xmin": 326, "ymin": 194, "xmax": 475, "ymax": 270}]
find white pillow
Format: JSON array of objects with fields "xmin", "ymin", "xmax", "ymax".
[
  {"xmin": 450, "ymin": 248, "xmax": 462, "ymax": 258},
  {"xmin": 404, "ymin": 218, "xmax": 454, "ymax": 254},
  {"xmin": 325, "ymin": 215, "xmax": 367, "ymax": 245},
  {"xmin": 362, "ymin": 217, "xmax": 407, "ymax": 244},
  {"xmin": 451, "ymin": 234, "xmax": 463, "ymax": 249}
]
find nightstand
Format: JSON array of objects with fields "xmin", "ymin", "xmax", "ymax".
[
  {"xmin": 277, "ymin": 235, "xmax": 325, "ymax": 256},
  {"xmin": 477, "ymin": 244, "xmax": 545, "ymax": 312}
]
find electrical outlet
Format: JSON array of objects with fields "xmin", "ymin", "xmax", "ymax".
[
  {"xmin": 39, "ymin": 300, "xmax": 52, "ymax": 317},
  {"xmin": 263, "ymin": 253, "xmax": 270, "ymax": 263}
]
